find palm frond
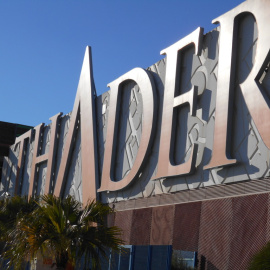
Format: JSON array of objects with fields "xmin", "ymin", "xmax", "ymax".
[{"xmin": 0, "ymin": 194, "xmax": 123, "ymax": 270}]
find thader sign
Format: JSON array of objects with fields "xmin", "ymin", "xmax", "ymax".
[{"xmin": 11, "ymin": 0, "xmax": 270, "ymax": 205}]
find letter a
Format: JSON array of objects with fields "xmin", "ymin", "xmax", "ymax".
[{"xmin": 54, "ymin": 47, "xmax": 99, "ymax": 205}]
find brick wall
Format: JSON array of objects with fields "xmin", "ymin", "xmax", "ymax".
[{"xmin": 110, "ymin": 192, "xmax": 270, "ymax": 270}]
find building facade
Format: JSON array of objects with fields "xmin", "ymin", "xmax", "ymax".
[
  {"xmin": 1, "ymin": 0, "xmax": 270, "ymax": 269},
  {"xmin": 0, "ymin": 121, "xmax": 32, "ymax": 179}
]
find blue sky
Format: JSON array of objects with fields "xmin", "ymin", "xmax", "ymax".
[{"xmin": 0, "ymin": 0, "xmax": 244, "ymax": 127}]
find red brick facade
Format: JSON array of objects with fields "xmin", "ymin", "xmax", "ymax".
[{"xmin": 110, "ymin": 192, "xmax": 269, "ymax": 269}]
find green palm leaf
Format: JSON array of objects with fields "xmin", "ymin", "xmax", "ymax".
[{"xmin": 0, "ymin": 195, "xmax": 123, "ymax": 270}]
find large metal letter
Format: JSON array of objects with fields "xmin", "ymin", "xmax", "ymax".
[
  {"xmin": 154, "ymin": 27, "xmax": 203, "ymax": 180},
  {"xmin": 205, "ymin": 0, "xmax": 270, "ymax": 169},
  {"xmin": 14, "ymin": 129, "xmax": 32, "ymax": 195},
  {"xmin": 28, "ymin": 113, "xmax": 62, "ymax": 199},
  {"xmin": 98, "ymin": 68, "xmax": 156, "ymax": 192},
  {"xmin": 53, "ymin": 47, "xmax": 98, "ymax": 205}
]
